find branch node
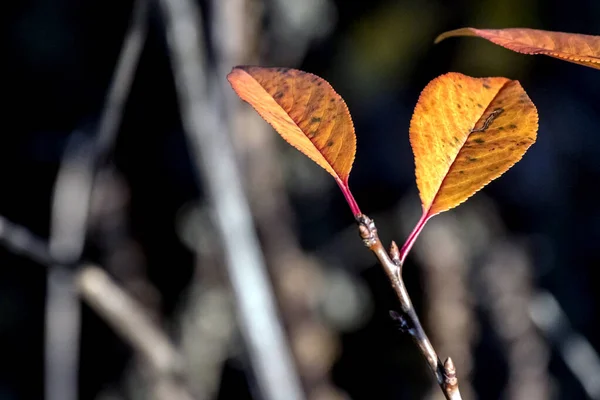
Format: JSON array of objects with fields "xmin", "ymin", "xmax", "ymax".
[
  {"xmin": 389, "ymin": 240, "xmax": 401, "ymax": 278},
  {"xmin": 356, "ymin": 214, "xmax": 377, "ymax": 248},
  {"xmin": 444, "ymin": 357, "xmax": 458, "ymax": 388}
]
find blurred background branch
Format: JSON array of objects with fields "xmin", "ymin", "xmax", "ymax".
[
  {"xmin": 156, "ymin": 0, "xmax": 305, "ymax": 399},
  {"xmin": 76, "ymin": 266, "xmax": 193, "ymax": 400},
  {"xmin": 44, "ymin": 1, "xmax": 149, "ymax": 399}
]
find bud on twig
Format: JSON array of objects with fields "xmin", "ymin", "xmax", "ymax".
[{"xmin": 443, "ymin": 357, "xmax": 461, "ymax": 399}]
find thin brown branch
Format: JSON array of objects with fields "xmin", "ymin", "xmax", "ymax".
[{"xmin": 356, "ymin": 214, "xmax": 463, "ymax": 400}]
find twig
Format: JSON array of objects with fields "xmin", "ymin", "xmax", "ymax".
[
  {"xmin": 156, "ymin": 0, "xmax": 305, "ymax": 399},
  {"xmin": 357, "ymin": 214, "xmax": 462, "ymax": 400}
]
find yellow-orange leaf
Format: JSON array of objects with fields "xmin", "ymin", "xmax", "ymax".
[
  {"xmin": 435, "ymin": 27, "xmax": 600, "ymax": 70},
  {"xmin": 410, "ymin": 72, "xmax": 538, "ymax": 218},
  {"xmin": 227, "ymin": 66, "xmax": 361, "ymax": 215},
  {"xmin": 227, "ymin": 66, "xmax": 356, "ymax": 184}
]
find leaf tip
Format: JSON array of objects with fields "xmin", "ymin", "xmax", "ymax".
[
  {"xmin": 227, "ymin": 65, "xmax": 264, "ymax": 83},
  {"xmin": 433, "ymin": 33, "xmax": 446, "ymax": 44},
  {"xmin": 226, "ymin": 65, "xmax": 243, "ymax": 86},
  {"xmin": 434, "ymin": 28, "xmax": 477, "ymax": 44}
]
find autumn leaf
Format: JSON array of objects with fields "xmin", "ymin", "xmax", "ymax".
[
  {"xmin": 411, "ymin": 72, "xmax": 538, "ymax": 218},
  {"xmin": 396, "ymin": 72, "xmax": 538, "ymax": 263},
  {"xmin": 227, "ymin": 66, "xmax": 361, "ymax": 215},
  {"xmin": 435, "ymin": 27, "xmax": 600, "ymax": 70}
]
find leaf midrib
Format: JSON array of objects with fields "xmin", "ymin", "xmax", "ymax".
[{"xmin": 424, "ymin": 80, "xmax": 511, "ymax": 217}]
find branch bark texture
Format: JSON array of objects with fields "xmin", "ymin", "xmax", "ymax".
[{"xmin": 357, "ymin": 214, "xmax": 462, "ymax": 400}]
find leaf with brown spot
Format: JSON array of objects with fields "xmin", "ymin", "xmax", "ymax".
[
  {"xmin": 227, "ymin": 66, "xmax": 360, "ymax": 215},
  {"xmin": 435, "ymin": 27, "xmax": 600, "ymax": 70},
  {"xmin": 399, "ymin": 72, "xmax": 538, "ymax": 263},
  {"xmin": 411, "ymin": 72, "xmax": 538, "ymax": 217}
]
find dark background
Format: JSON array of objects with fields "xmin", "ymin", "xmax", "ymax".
[{"xmin": 1, "ymin": 0, "xmax": 599, "ymax": 399}]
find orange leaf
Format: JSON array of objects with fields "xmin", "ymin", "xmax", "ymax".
[
  {"xmin": 435, "ymin": 28, "xmax": 600, "ymax": 70},
  {"xmin": 227, "ymin": 66, "xmax": 360, "ymax": 215},
  {"xmin": 410, "ymin": 72, "xmax": 538, "ymax": 218},
  {"xmin": 398, "ymin": 72, "xmax": 538, "ymax": 264}
]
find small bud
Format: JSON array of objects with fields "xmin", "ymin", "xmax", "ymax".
[
  {"xmin": 357, "ymin": 215, "xmax": 378, "ymax": 247},
  {"xmin": 444, "ymin": 357, "xmax": 458, "ymax": 386},
  {"xmin": 358, "ymin": 224, "xmax": 370, "ymax": 240}
]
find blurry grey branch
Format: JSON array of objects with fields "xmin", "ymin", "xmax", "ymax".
[
  {"xmin": 45, "ymin": 132, "xmax": 93, "ymax": 400},
  {"xmin": 76, "ymin": 266, "xmax": 195, "ymax": 400},
  {"xmin": 45, "ymin": 1, "xmax": 149, "ymax": 400},
  {"xmin": 0, "ymin": 215, "xmax": 54, "ymax": 265},
  {"xmin": 175, "ymin": 202, "xmax": 237, "ymax": 400},
  {"xmin": 357, "ymin": 215, "xmax": 462, "ymax": 400},
  {"xmin": 0, "ymin": 210, "xmax": 195, "ymax": 399},
  {"xmin": 94, "ymin": 0, "xmax": 149, "ymax": 162},
  {"xmin": 76, "ymin": 266, "xmax": 181, "ymax": 373},
  {"xmin": 530, "ymin": 291, "xmax": 600, "ymax": 399},
  {"xmin": 210, "ymin": 0, "xmax": 346, "ymax": 397},
  {"xmin": 476, "ymin": 239, "xmax": 551, "ymax": 400},
  {"xmin": 266, "ymin": 0, "xmax": 336, "ymax": 65},
  {"xmin": 156, "ymin": 0, "xmax": 305, "ymax": 399}
]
